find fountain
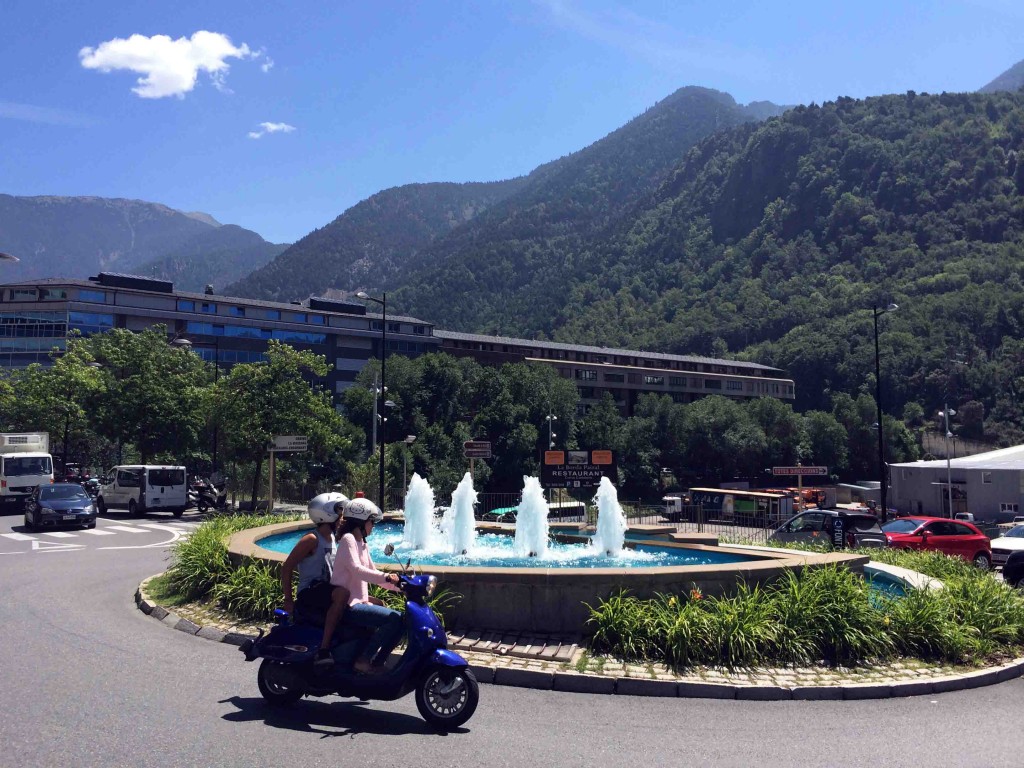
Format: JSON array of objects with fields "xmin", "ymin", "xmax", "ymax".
[
  {"xmin": 591, "ymin": 476, "xmax": 627, "ymax": 557},
  {"xmin": 440, "ymin": 472, "xmax": 477, "ymax": 555},
  {"xmin": 244, "ymin": 473, "xmax": 862, "ymax": 634},
  {"xmin": 513, "ymin": 476, "xmax": 550, "ymax": 558},
  {"xmin": 402, "ymin": 473, "xmax": 438, "ymax": 550}
]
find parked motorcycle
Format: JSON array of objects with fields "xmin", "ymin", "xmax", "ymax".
[
  {"xmin": 239, "ymin": 544, "xmax": 479, "ymax": 730},
  {"xmin": 195, "ymin": 481, "xmax": 227, "ymax": 513},
  {"xmin": 82, "ymin": 477, "xmax": 101, "ymax": 499}
]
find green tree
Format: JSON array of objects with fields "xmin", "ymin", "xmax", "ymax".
[
  {"xmin": 803, "ymin": 410, "xmax": 849, "ymax": 474},
  {"xmin": 216, "ymin": 341, "xmax": 353, "ymax": 507},
  {"xmin": 84, "ymin": 327, "xmax": 210, "ymax": 462}
]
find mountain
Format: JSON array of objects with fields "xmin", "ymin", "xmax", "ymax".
[
  {"xmin": 228, "ymin": 87, "xmax": 787, "ymax": 305},
  {"xmin": 223, "ymin": 180, "xmax": 526, "ymax": 301},
  {"xmin": 980, "ymin": 58, "xmax": 1024, "ymax": 93},
  {"xmin": 134, "ymin": 225, "xmax": 288, "ymax": 292},
  {"xmin": 390, "ymin": 87, "xmax": 788, "ymax": 333},
  {"xmin": 0, "ymin": 195, "xmax": 281, "ymax": 286},
  {"xmin": 513, "ymin": 90, "xmax": 1024, "ymax": 442}
]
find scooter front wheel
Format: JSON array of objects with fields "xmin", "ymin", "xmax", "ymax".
[
  {"xmin": 415, "ymin": 666, "xmax": 478, "ymax": 729},
  {"xmin": 257, "ymin": 660, "xmax": 304, "ymax": 705}
]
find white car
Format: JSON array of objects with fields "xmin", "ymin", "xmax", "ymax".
[{"xmin": 990, "ymin": 524, "xmax": 1024, "ymax": 568}]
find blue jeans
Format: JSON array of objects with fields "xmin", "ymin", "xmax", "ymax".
[{"xmin": 347, "ymin": 602, "xmax": 404, "ymax": 664}]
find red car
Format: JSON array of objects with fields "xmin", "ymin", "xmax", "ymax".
[{"xmin": 881, "ymin": 516, "xmax": 992, "ymax": 569}]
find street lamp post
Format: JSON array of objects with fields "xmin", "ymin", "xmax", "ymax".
[
  {"xmin": 872, "ymin": 303, "xmax": 898, "ymax": 521},
  {"xmin": 546, "ymin": 414, "xmax": 557, "ymax": 449},
  {"xmin": 939, "ymin": 406, "xmax": 957, "ymax": 518},
  {"xmin": 357, "ymin": 291, "xmax": 387, "ymax": 509}
]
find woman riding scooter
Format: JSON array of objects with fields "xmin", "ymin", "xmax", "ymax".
[
  {"xmin": 315, "ymin": 497, "xmax": 401, "ymax": 672},
  {"xmin": 280, "ymin": 492, "xmax": 349, "ymax": 623}
]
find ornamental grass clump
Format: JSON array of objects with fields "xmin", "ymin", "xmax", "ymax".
[
  {"xmin": 165, "ymin": 513, "xmax": 302, "ymax": 601},
  {"xmin": 212, "ymin": 561, "xmax": 281, "ymax": 620},
  {"xmin": 881, "ymin": 586, "xmax": 972, "ymax": 662},
  {"xmin": 787, "ymin": 565, "xmax": 893, "ymax": 665}
]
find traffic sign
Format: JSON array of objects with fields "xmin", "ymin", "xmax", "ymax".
[
  {"xmin": 271, "ymin": 435, "xmax": 308, "ymax": 452},
  {"xmin": 463, "ymin": 440, "xmax": 491, "ymax": 459},
  {"xmin": 772, "ymin": 466, "xmax": 827, "ymax": 476}
]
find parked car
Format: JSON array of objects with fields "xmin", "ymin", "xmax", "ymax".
[
  {"xmin": 96, "ymin": 465, "xmax": 188, "ymax": 518},
  {"xmin": 989, "ymin": 524, "xmax": 1024, "ymax": 568},
  {"xmin": 770, "ymin": 509, "xmax": 887, "ymax": 549},
  {"xmin": 1002, "ymin": 550, "xmax": 1024, "ymax": 589},
  {"xmin": 23, "ymin": 482, "xmax": 97, "ymax": 531},
  {"xmin": 881, "ymin": 516, "xmax": 992, "ymax": 569}
]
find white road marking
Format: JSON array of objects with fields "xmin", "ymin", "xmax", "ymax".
[
  {"xmin": 138, "ymin": 522, "xmax": 195, "ymax": 530},
  {"xmin": 1, "ymin": 532, "xmax": 35, "ymax": 541},
  {"xmin": 32, "ymin": 540, "xmax": 84, "ymax": 551},
  {"xmin": 104, "ymin": 525, "xmax": 149, "ymax": 534},
  {"xmin": 98, "ymin": 523, "xmax": 185, "ymax": 550},
  {"xmin": 40, "ymin": 531, "xmax": 78, "ymax": 538},
  {"xmin": 79, "ymin": 529, "xmax": 116, "ymax": 536}
]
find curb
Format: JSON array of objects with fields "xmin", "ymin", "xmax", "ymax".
[{"xmin": 135, "ymin": 574, "xmax": 1024, "ymax": 700}]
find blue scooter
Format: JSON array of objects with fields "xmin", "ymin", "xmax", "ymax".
[{"xmin": 239, "ymin": 544, "xmax": 479, "ymax": 729}]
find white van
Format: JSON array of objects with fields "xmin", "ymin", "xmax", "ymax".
[{"xmin": 96, "ymin": 465, "xmax": 188, "ymax": 517}]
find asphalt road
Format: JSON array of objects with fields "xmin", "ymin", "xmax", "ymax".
[{"xmin": 2, "ymin": 509, "xmax": 1024, "ymax": 768}]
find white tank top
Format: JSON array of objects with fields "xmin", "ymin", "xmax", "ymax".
[{"xmin": 296, "ymin": 531, "xmax": 335, "ymax": 591}]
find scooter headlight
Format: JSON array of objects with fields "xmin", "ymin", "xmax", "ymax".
[{"xmin": 425, "ymin": 575, "xmax": 437, "ymax": 598}]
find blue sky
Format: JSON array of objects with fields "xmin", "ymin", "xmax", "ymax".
[{"xmin": 2, "ymin": 1, "xmax": 1022, "ymax": 244}]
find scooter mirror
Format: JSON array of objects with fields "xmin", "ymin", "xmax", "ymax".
[{"xmin": 384, "ymin": 543, "xmax": 395, "ymax": 557}]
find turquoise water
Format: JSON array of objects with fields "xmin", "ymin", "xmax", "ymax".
[
  {"xmin": 257, "ymin": 523, "xmax": 759, "ymax": 569},
  {"xmin": 866, "ymin": 571, "xmax": 908, "ymax": 605}
]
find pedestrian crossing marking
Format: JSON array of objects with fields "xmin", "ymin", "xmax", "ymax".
[
  {"xmin": 41, "ymin": 531, "xmax": 77, "ymax": 538},
  {"xmin": 79, "ymin": 529, "xmax": 116, "ymax": 535},
  {"xmin": 1, "ymin": 532, "xmax": 35, "ymax": 541},
  {"xmin": 105, "ymin": 525, "xmax": 149, "ymax": 534},
  {"xmin": 138, "ymin": 522, "xmax": 196, "ymax": 529}
]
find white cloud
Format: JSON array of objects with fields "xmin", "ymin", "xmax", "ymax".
[
  {"xmin": 261, "ymin": 56, "xmax": 275, "ymax": 73},
  {"xmin": 247, "ymin": 122, "xmax": 296, "ymax": 139},
  {"xmin": 79, "ymin": 31, "xmax": 259, "ymax": 99}
]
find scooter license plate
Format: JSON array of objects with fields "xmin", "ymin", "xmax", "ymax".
[{"xmin": 63, "ymin": 514, "xmax": 76, "ymax": 521}]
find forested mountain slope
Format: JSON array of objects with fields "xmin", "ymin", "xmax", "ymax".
[
  {"xmin": 980, "ymin": 58, "xmax": 1024, "ymax": 93},
  {"xmin": 134, "ymin": 225, "xmax": 288, "ymax": 292},
  {"xmin": 0, "ymin": 195, "xmax": 218, "ymax": 280},
  {"xmin": 224, "ymin": 180, "xmax": 525, "ymax": 301},
  {"xmin": 391, "ymin": 87, "xmax": 786, "ymax": 332},
  {"xmin": 546, "ymin": 90, "xmax": 1024, "ymax": 441}
]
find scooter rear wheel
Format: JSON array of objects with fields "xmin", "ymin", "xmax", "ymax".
[
  {"xmin": 415, "ymin": 667, "xmax": 478, "ymax": 729},
  {"xmin": 257, "ymin": 660, "xmax": 304, "ymax": 705}
]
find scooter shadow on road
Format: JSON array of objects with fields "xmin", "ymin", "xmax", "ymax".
[{"xmin": 219, "ymin": 696, "xmax": 469, "ymax": 738}]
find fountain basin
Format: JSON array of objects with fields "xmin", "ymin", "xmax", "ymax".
[{"xmin": 230, "ymin": 522, "xmax": 869, "ymax": 634}]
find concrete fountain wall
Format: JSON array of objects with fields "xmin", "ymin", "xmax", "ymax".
[{"xmin": 228, "ymin": 521, "xmax": 869, "ymax": 635}]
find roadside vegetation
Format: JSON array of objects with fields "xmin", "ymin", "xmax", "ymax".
[
  {"xmin": 159, "ymin": 515, "xmax": 459, "ymax": 623},
  {"xmin": 586, "ymin": 550, "xmax": 1024, "ymax": 670}
]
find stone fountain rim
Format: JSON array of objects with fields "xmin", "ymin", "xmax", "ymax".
[{"xmin": 227, "ymin": 520, "xmax": 868, "ymax": 579}]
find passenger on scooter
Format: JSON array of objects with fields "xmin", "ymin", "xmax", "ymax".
[
  {"xmin": 315, "ymin": 497, "xmax": 401, "ymax": 672},
  {"xmin": 281, "ymin": 492, "xmax": 350, "ymax": 624}
]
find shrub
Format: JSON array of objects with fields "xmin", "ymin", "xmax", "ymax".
[
  {"xmin": 212, "ymin": 561, "xmax": 281, "ymax": 621},
  {"xmin": 164, "ymin": 513, "xmax": 302, "ymax": 601}
]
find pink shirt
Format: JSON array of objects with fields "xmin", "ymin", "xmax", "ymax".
[{"xmin": 330, "ymin": 532, "xmax": 396, "ymax": 606}]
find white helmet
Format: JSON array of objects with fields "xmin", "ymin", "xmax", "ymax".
[
  {"xmin": 344, "ymin": 497, "xmax": 383, "ymax": 523},
  {"xmin": 308, "ymin": 492, "xmax": 349, "ymax": 526}
]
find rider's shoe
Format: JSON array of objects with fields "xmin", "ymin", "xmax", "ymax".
[{"xmin": 313, "ymin": 649, "xmax": 334, "ymax": 668}]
